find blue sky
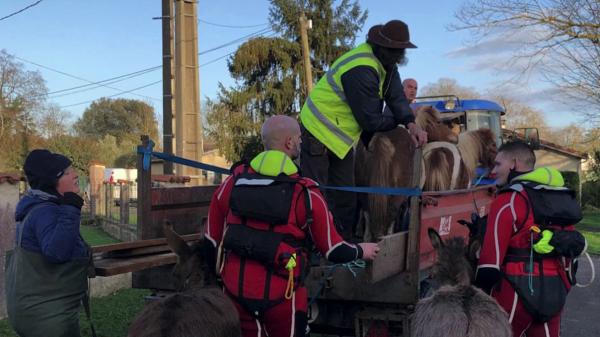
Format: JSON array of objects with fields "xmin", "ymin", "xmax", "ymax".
[{"xmin": 0, "ymin": 0, "xmax": 579, "ymax": 128}]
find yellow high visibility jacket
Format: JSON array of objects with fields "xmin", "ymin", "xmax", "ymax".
[{"xmin": 300, "ymin": 43, "xmax": 386, "ymax": 159}]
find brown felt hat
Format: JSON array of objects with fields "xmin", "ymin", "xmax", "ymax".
[{"xmin": 367, "ymin": 20, "xmax": 417, "ymax": 49}]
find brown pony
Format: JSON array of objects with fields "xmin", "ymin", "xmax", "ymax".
[
  {"xmin": 127, "ymin": 224, "xmax": 241, "ymax": 337},
  {"xmin": 356, "ymin": 105, "xmax": 458, "ymax": 241},
  {"xmin": 421, "ymin": 128, "xmax": 497, "ymax": 191},
  {"xmin": 412, "ymin": 229, "xmax": 511, "ymax": 337}
]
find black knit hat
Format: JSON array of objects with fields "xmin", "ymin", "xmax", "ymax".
[{"xmin": 24, "ymin": 149, "xmax": 72, "ymax": 190}]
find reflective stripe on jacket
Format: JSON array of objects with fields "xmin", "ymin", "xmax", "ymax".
[{"xmin": 300, "ymin": 43, "xmax": 386, "ymax": 159}]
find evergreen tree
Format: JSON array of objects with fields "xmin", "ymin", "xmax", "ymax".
[{"xmin": 206, "ymin": 0, "xmax": 367, "ymax": 162}]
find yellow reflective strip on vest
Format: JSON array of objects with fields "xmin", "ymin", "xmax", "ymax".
[
  {"xmin": 326, "ymin": 52, "xmax": 380, "ymax": 102},
  {"xmin": 305, "ymin": 97, "xmax": 354, "ymax": 146}
]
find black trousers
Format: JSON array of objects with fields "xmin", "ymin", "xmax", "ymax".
[{"xmin": 300, "ymin": 126, "xmax": 357, "ymax": 241}]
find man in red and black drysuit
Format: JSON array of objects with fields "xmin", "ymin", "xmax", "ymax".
[
  {"xmin": 476, "ymin": 141, "xmax": 584, "ymax": 337},
  {"xmin": 205, "ymin": 115, "xmax": 380, "ymax": 337}
]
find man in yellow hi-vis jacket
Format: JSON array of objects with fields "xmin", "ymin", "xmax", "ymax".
[{"xmin": 299, "ymin": 20, "xmax": 427, "ymax": 240}]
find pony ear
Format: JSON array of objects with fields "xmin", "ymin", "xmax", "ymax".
[
  {"xmin": 428, "ymin": 228, "xmax": 444, "ymax": 250},
  {"xmin": 164, "ymin": 220, "xmax": 192, "ymax": 259}
]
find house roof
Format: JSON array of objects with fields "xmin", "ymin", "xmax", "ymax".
[
  {"xmin": 0, "ymin": 174, "xmax": 24, "ymax": 184},
  {"xmin": 502, "ymin": 130, "xmax": 587, "ymax": 160}
]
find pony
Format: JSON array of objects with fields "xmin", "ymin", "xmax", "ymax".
[
  {"xmin": 355, "ymin": 105, "xmax": 459, "ymax": 241},
  {"xmin": 411, "ymin": 228, "xmax": 511, "ymax": 337},
  {"xmin": 127, "ymin": 223, "xmax": 241, "ymax": 337},
  {"xmin": 421, "ymin": 128, "xmax": 497, "ymax": 191}
]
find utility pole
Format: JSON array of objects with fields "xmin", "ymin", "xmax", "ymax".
[
  {"xmin": 299, "ymin": 13, "xmax": 313, "ymax": 94},
  {"xmin": 161, "ymin": 0, "xmax": 174, "ymax": 174},
  {"xmin": 174, "ymin": 0, "xmax": 203, "ymax": 182}
]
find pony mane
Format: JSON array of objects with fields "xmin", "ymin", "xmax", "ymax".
[
  {"xmin": 368, "ymin": 133, "xmax": 397, "ymax": 230},
  {"xmin": 423, "ymin": 148, "xmax": 453, "ymax": 191},
  {"xmin": 415, "ymin": 105, "xmax": 441, "ymax": 130},
  {"xmin": 457, "ymin": 131, "xmax": 483, "ymax": 177},
  {"xmin": 457, "ymin": 129, "xmax": 496, "ymax": 177}
]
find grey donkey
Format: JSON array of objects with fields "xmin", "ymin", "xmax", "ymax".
[
  {"xmin": 411, "ymin": 228, "xmax": 512, "ymax": 337},
  {"xmin": 128, "ymin": 222, "xmax": 241, "ymax": 337}
]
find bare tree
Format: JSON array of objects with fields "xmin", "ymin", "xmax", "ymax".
[
  {"xmin": 451, "ymin": 0, "xmax": 600, "ymax": 125},
  {"xmin": 420, "ymin": 78, "xmax": 480, "ymax": 99},
  {"xmin": 0, "ymin": 50, "xmax": 48, "ymax": 170},
  {"xmin": 38, "ymin": 104, "xmax": 72, "ymax": 139}
]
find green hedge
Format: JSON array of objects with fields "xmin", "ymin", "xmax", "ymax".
[
  {"xmin": 583, "ymin": 180, "xmax": 600, "ymax": 209},
  {"xmin": 561, "ymin": 171, "xmax": 580, "ymax": 201}
]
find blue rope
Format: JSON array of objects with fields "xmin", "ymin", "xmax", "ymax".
[
  {"xmin": 137, "ymin": 145, "xmax": 230, "ymax": 175},
  {"xmin": 319, "ymin": 185, "xmax": 421, "ymax": 197},
  {"xmin": 307, "ymin": 260, "xmax": 366, "ymax": 307},
  {"xmin": 137, "ymin": 146, "xmax": 422, "ymax": 197}
]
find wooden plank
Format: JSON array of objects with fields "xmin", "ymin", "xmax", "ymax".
[
  {"xmin": 94, "ymin": 252, "xmax": 177, "ymax": 276},
  {"xmin": 405, "ymin": 147, "xmax": 423, "ymax": 304},
  {"xmin": 91, "ymin": 233, "xmax": 201, "ymax": 254},
  {"xmin": 368, "ymin": 231, "xmax": 408, "ymax": 283},
  {"xmin": 102, "ymin": 244, "xmax": 172, "ymax": 258}
]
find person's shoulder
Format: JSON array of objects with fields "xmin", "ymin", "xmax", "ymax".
[{"xmin": 296, "ymin": 175, "xmax": 319, "ymax": 188}]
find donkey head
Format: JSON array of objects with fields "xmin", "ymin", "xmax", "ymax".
[
  {"xmin": 427, "ymin": 228, "xmax": 475, "ymax": 287},
  {"xmin": 164, "ymin": 221, "xmax": 217, "ymax": 291}
]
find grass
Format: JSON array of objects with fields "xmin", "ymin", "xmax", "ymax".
[
  {"xmin": 0, "ymin": 288, "xmax": 151, "ymax": 337},
  {"xmin": 579, "ymin": 211, "xmax": 600, "ymax": 232},
  {"xmin": 80, "ymin": 225, "xmax": 121, "ymax": 246},
  {"xmin": 580, "ymin": 211, "xmax": 600, "ymax": 255},
  {"xmin": 581, "ymin": 230, "xmax": 600, "ymax": 255}
]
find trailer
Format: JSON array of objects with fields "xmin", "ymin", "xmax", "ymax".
[
  {"xmin": 304, "ymin": 185, "xmax": 494, "ymax": 336},
  {"xmin": 92, "ymin": 97, "xmax": 518, "ymax": 336}
]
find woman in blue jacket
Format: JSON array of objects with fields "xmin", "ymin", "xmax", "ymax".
[{"xmin": 5, "ymin": 149, "xmax": 90, "ymax": 337}]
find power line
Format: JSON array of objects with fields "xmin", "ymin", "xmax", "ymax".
[
  {"xmin": 198, "ymin": 18, "xmax": 268, "ymax": 29},
  {"xmin": 54, "ymin": 29, "xmax": 277, "ymax": 109},
  {"xmin": 0, "ymin": 0, "xmax": 44, "ymax": 21},
  {"xmin": 199, "ymin": 27, "xmax": 272, "ymax": 55},
  {"xmin": 44, "ymin": 68, "xmax": 159, "ymax": 98},
  {"xmin": 15, "ymin": 56, "xmax": 162, "ymax": 102},
  {"xmin": 19, "ymin": 27, "xmax": 272, "ymax": 100},
  {"xmin": 60, "ymin": 80, "xmax": 163, "ymax": 108},
  {"xmin": 199, "ymin": 32, "xmax": 277, "ymax": 67}
]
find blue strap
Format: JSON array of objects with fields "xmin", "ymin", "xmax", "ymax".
[
  {"xmin": 138, "ymin": 140, "xmax": 155, "ymax": 171},
  {"xmin": 137, "ymin": 146, "xmax": 230, "ymax": 175},
  {"xmin": 137, "ymin": 146, "xmax": 421, "ymax": 196},
  {"xmin": 319, "ymin": 185, "xmax": 421, "ymax": 196}
]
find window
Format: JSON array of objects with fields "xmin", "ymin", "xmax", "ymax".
[{"xmin": 465, "ymin": 110, "xmax": 502, "ymax": 147}]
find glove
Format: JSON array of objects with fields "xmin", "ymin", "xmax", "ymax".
[{"xmin": 61, "ymin": 192, "xmax": 84, "ymax": 210}]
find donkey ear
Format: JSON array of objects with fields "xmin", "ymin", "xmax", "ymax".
[
  {"xmin": 428, "ymin": 228, "xmax": 444, "ymax": 250},
  {"xmin": 164, "ymin": 220, "xmax": 192, "ymax": 259}
]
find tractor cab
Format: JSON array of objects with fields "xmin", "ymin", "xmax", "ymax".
[{"xmin": 411, "ymin": 96, "xmax": 505, "ymax": 147}]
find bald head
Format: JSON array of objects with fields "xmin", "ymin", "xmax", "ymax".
[
  {"xmin": 403, "ymin": 78, "xmax": 418, "ymax": 102},
  {"xmin": 261, "ymin": 115, "xmax": 302, "ymax": 159}
]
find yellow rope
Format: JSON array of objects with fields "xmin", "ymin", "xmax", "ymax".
[{"xmin": 284, "ymin": 253, "xmax": 297, "ymax": 300}]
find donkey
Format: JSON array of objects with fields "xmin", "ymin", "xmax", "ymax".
[
  {"xmin": 127, "ymin": 223, "xmax": 241, "ymax": 337},
  {"xmin": 355, "ymin": 105, "xmax": 459, "ymax": 241},
  {"xmin": 411, "ymin": 228, "xmax": 511, "ymax": 337}
]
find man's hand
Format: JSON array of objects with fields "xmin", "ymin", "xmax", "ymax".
[
  {"xmin": 407, "ymin": 122, "xmax": 428, "ymax": 147},
  {"xmin": 358, "ymin": 242, "xmax": 380, "ymax": 261}
]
